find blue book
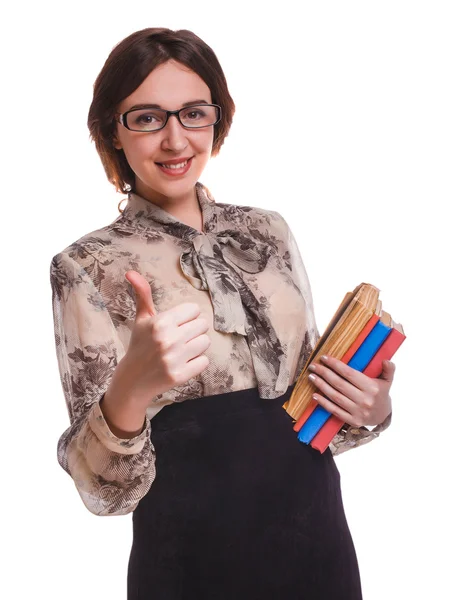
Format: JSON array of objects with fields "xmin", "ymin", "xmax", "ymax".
[
  {"xmin": 297, "ymin": 320, "xmax": 393, "ymax": 444},
  {"xmin": 297, "ymin": 407, "xmax": 330, "ymax": 443}
]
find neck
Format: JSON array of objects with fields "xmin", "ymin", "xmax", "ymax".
[{"xmin": 134, "ymin": 180, "xmax": 203, "ymax": 232}]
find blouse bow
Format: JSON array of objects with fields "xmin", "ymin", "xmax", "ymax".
[
  {"xmin": 179, "ymin": 229, "xmax": 288, "ymax": 395},
  {"xmin": 180, "ymin": 230, "xmax": 271, "ymax": 335}
]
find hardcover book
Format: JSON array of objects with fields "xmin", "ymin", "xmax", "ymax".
[
  {"xmin": 283, "ymin": 283, "xmax": 405, "ymax": 451},
  {"xmin": 284, "ymin": 283, "xmax": 382, "ymax": 420},
  {"xmin": 297, "ymin": 315, "xmax": 394, "ymax": 442}
]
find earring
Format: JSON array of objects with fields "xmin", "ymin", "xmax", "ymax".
[{"xmin": 118, "ymin": 197, "xmax": 128, "ymax": 213}]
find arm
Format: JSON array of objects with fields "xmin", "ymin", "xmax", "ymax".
[
  {"xmin": 277, "ymin": 213, "xmax": 392, "ymax": 456},
  {"xmin": 50, "ymin": 252, "xmax": 156, "ymax": 516}
]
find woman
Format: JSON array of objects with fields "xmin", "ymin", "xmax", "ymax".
[{"xmin": 50, "ymin": 27, "xmax": 395, "ymax": 599}]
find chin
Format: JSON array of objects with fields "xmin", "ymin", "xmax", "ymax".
[{"xmin": 137, "ymin": 178, "xmax": 195, "ymax": 201}]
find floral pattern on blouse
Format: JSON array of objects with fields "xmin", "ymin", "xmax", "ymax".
[{"xmin": 50, "ymin": 181, "xmax": 390, "ymax": 516}]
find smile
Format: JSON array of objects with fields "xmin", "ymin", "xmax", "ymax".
[{"xmin": 155, "ymin": 157, "xmax": 194, "ymax": 176}]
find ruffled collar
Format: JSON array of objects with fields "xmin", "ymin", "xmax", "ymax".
[{"xmin": 121, "ymin": 181, "xmax": 218, "ymax": 240}]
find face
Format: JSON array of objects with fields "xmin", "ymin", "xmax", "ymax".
[{"xmin": 113, "ymin": 59, "xmax": 215, "ymax": 205}]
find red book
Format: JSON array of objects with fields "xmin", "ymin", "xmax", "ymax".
[
  {"xmin": 292, "ymin": 313, "xmax": 380, "ymax": 433},
  {"xmin": 310, "ymin": 327, "xmax": 406, "ymax": 453}
]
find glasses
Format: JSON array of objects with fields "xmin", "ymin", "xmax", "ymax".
[{"xmin": 116, "ymin": 103, "xmax": 222, "ymax": 132}]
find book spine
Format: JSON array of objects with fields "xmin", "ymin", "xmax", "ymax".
[
  {"xmin": 292, "ymin": 402, "xmax": 317, "ymax": 432},
  {"xmin": 310, "ymin": 329, "xmax": 406, "ymax": 453},
  {"xmin": 298, "ymin": 405, "xmax": 330, "ymax": 442},
  {"xmin": 341, "ymin": 313, "xmax": 380, "ymax": 364},
  {"xmin": 297, "ymin": 406, "xmax": 330, "ymax": 443},
  {"xmin": 349, "ymin": 321, "xmax": 392, "ymax": 371}
]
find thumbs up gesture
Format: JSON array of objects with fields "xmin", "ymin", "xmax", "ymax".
[
  {"xmin": 122, "ymin": 270, "xmax": 211, "ymax": 402},
  {"xmin": 102, "ymin": 270, "xmax": 211, "ymax": 436}
]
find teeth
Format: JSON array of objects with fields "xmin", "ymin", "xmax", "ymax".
[{"xmin": 160, "ymin": 160, "xmax": 189, "ymax": 169}]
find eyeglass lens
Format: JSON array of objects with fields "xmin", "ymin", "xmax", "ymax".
[{"xmin": 125, "ymin": 104, "xmax": 219, "ymax": 131}]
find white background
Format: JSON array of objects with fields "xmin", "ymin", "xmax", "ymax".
[{"xmin": 2, "ymin": 1, "xmax": 454, "ymax": 598}]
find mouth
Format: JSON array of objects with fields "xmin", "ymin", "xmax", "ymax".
[{"xmin": 155, "ymin": 156, "xmax": 194, "ymax": 176}]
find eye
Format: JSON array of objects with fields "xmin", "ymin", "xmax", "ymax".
[
  {"xmin": 182, "ymin": 108, "xmax": 206, "ymax": 121},
  {"xmin": 188, "ymin": 110, "xmax": 205, "ymax": 119},
  {"xmin": 135, "ymin": 113, "xmax": 159, "ymax": 124},
  {"xmin": 126, "ymin": 109, "xmax": 166, "ymax": 130}
]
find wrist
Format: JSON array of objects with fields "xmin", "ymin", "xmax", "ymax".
[
  {"xmin": 99, "ymin": 390, "xmax": 147, "ymax": 439},
  {"xmin": 100, "ymin": 354, "xmax": 150, "ymax": 438}
]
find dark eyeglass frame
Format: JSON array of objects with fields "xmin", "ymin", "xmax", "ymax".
[{"xmin": 115, "ymin": 103, "xmax": 222, "ymax": 132}]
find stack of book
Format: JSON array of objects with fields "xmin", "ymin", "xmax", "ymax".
[{"xmin": 283, "ymin": 283, "xmax": 406, "ymax": 453}]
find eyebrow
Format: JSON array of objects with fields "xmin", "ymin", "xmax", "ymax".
[{"xmin": 127, "ymin": 99, "xmax": 210, "ymax": 111}]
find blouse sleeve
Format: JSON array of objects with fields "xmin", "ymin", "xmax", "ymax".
[
  {"xmin": 50, "ymin": 252, "xmax": 156, "ymax": 516},
  {"xmin": 278, "ymin": 214, "xmax": 392, "ymax": 456}
]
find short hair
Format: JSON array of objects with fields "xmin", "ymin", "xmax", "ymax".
[{"xmin": 87, "ymin": 27, "xmax": 236, "ymax": 194}]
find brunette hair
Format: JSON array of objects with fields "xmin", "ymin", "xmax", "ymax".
[{"xmin": 87, "ymin": 27, "xmax": 235, "ymax": 194}]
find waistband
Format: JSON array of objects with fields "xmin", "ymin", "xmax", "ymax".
[{"xmin": 150, "ymin": 382, "xmax": 296, "ymax": 433}]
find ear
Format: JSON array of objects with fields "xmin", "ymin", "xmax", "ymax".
[
  {"xmin": 112, "ymin": 133, "xmax": 123, "ymax": 151},
  {"xmin": 112, "ymin": 119, "xmax": 123, "ymax": 150}
]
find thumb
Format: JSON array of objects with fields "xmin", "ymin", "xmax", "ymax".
[
  {"xmin": 125, "ymin": 270, "xmax": 157, "ymax": 320},
  {"xmin": 379, "ymin": 360, "xmax": 396, "ymax": 382}
]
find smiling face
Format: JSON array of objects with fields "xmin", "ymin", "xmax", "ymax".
[{"xmin": 113, "ymin": 59, "xmax": 215, "ymax": 206}]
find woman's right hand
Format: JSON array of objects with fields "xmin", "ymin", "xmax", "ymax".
[
  {"xmin": 101, "ymin": 271, "xmax": 211, "ymax": 435},
  {"xmin": 122, "ymin": 270, "xmax": 211, "ymax": 402}
]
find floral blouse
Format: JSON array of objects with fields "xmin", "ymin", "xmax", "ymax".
[{"xmin": 50, "ymin": 181, "xmax": 391, "ymax": 516}]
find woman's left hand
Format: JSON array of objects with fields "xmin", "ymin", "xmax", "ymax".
[{"xmin": 307, "ymin": 355, "xmax": 396, "ymax": 428}]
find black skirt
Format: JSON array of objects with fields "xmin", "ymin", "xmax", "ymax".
[{"xmin": 127, "ymin": 383, "xmax": 363, "ymax": 599}]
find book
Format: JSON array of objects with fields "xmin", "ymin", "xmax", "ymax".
[
  {"xmin": 311, "ymin": 325, "xmax": 406, "ymax": 453},
  {"xmin": 292, "ymin": 312, "xmax": 381, "ymax": 433},
  {"xmin": 283, "ymin": 283, "xmax": 383, "ymax": 421},
  {"xmin": 297, "ymin": 315, "xmax": 394, "ymax": 441}
]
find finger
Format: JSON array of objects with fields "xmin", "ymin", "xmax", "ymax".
[
  {"xmin": 378, "ymin": 360, "xmax": 396, "ymax": 382},
  {"xmin": 157, "ymin": 303, "xmax": 203, "ymax": 331},
  {"xmin": 312, "ymin": 393, "xmax": 357, "ymax": 426},
  {"xmin": 182, "ymin": 333, "xmax": 211, "ymax": 363},
  {"xmin": 125, "ymin": 270, "xmax": 157, "ymax": 319},
  {"xmin": 309, "ymin": 374, "xmax": 357, "ymax": 413},
  {"xmin": 309, "ymin": 365, "xmax": 364, "ymax": 403},
  {"xmin": 182, "ymin": 354, "xmax": 210, "ymax": 380},
  {"xmin": 319, "ymin": 355, "xmax": 375, "ymax": 392},
  {"xmin": 179, "ymin": 316, "xmax": 210, "ymax": 344},
  {"xmin": 169, "ymin": 302, "xmax": 203, "ymax": 327}
]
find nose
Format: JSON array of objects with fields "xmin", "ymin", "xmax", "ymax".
[{"xmin": 160, "ymin": 113, "xmax": 189, "ymax": 152}]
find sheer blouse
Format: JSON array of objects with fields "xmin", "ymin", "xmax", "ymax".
[{"xmin": 50, "ymin": 182, "xmax": 390, "ymax": 515}]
